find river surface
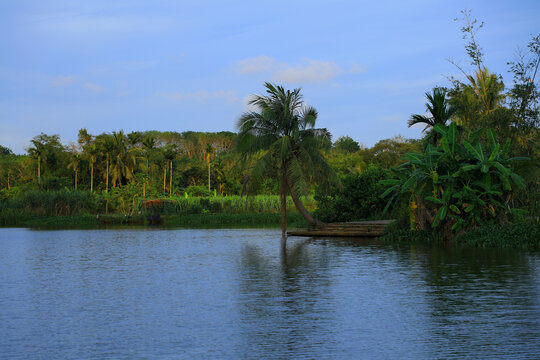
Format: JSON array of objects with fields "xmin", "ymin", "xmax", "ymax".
[{"xmin": 0, "ymin": 228, "xmax": 539, "ymax": 359}]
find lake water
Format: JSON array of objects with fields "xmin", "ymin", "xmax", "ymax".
[{"xmin": 1, "ymin": 228, "xmax": 539, "ymax": 359}]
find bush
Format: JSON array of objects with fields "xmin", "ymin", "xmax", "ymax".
[
  {"xmin": 315, "ymin": 166, "xmax": 392, "ymax": 222},
  {"xmin": 454, "ymin": 222, "xmax": 540, "ymax": 250}
]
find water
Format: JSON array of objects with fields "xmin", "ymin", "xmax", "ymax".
[{"xmin": 1, "ymin": 228, "xmax": 539, "ymax": 359}]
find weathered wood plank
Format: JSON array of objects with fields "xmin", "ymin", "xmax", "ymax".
[{"xmin": 287, "ymin": 220, "xmax": 395, "ymax": 237}]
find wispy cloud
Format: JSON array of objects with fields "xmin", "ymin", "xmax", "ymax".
[
  {"xmin": 232, "ymin": 56, "xmax": 275, "ymax": 74},
  {"xmin": 51, "ymin": 75, "xmax": 75, "ymax": 87},
  {"xmin": 350, "ymin": 63, "xmax": 367, "ymax": 74},
  {"xmin": 274, "ymin": 59, "xmax": 342, "ymax": 84},
  {"xmin": 232, "ymin": 56, "xmax": 344, "ymax": 84},
  {"xmin": 156, "ymin": 90, "xmax": 239, "ymax": 104},
  {"xmin": 84, "ymin": 82, "xmax": 104, "ymax": 93}
]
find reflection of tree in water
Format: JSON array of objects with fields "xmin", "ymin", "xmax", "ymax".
[
  {"xmin": 417, "ymin": 245, "xmax": 540, "ymax": 358},
  {"xmin": 237, "ymin": 238, "xmax": 340, "ymax": 358}
]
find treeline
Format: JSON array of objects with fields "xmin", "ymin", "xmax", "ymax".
[{"xmin": 0, "ymin": 128, "xmax": 420, "ymax": 202}]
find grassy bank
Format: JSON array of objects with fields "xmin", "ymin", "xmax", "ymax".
[
  {"xmin": 380, "ymin": 221, "xmax": 540, "ymax": 250},
  {"xmin": 453, "ymin": 223, "xmax": 540, "ymax": 250},
  {"xmin": 1, "ymin": 212, "xmax": 309, "ymax": 230}
]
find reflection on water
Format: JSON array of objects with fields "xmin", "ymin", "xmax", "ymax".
[{"xmin": 0, "ymin": 228, "xmax": 539, "ymax": 359}]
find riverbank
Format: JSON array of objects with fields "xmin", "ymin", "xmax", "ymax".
[
  {"xmin": 1, "ymin": 212, "xmax": 310, "ymax": 229},
  {"xmin": 379, "ymin": 222, "xmax": 540, "ymax": 251},
  {"xmin": 2, "ymin": 211, "xmax": 538, "ymax": 250}
]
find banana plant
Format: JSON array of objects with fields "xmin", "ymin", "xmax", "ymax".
[{"xmin": 381, "ymin": 122, "xmax": 527, "ymax": 239}]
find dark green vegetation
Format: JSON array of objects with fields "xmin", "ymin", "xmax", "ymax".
[{"xmin": 0, "ymin": 11, "xmax": 538, "ymax": 247}]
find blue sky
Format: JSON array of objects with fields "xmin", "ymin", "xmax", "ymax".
[{"xmin": 1, "ymin": 0, "xmax": 539, "ymax": 154}]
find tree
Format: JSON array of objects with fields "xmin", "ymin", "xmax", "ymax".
[
  {"xmin": 408, "ymin": 88, "xmax": 456, "ymax": 145},
  {"xmin": 86, "ymin": 144, "xmax": 98, "ymax": 192},
  {"xmin": 237, "ymin": 83, "xmax": 338, "ymax": 236},
  {"xmin": 67, "ymin": 152, "xmax": 81, "ymax": 189},
  {"xmin": 27, "ymin": 140, "xmax": 46, "ymax": 185},
  {"xmin": 334, "ymin": 136, "xmax": 361, "ymax": 153},
  {"xmin": 110, "ymin": 130, "xmax": 134, "ymax": 187},
  {"xmin": 27, "ymin": 134, "xmax": 60, "ymax": 184},
  {"xmin": 0, "ymin": 145, "xmax": 13, "ymax": 155},
  {"xmin": 163, "ymin": 145, "xmax": 177, "ymax": 196},
  {"xmin": 206, "ymin": 143, "xmax": 213, "ymax": 192},
  {"xmin": 98, "ymin": 134, "xmax": 115, "ymax": 192}
]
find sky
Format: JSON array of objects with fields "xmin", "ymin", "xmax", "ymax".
[{"xmin": 0, "ymin": 0, "xmax": 539, "ymax": 154}]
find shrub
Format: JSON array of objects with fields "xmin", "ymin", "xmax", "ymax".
[{"xmin": 315, "ymin": 166, "xmax": 393, "ymax": 222}]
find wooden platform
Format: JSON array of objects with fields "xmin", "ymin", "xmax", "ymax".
[{"xmin": 287, "ymin": 220, "xmax": 395, "ymax": 237}]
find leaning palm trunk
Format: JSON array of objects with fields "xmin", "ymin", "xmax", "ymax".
[
  {"xmin": 280, "ymin": 175, "xmax": 288, "ymax": 237},
  {"xmin": 286, "ymin": 176, "xmax": 324, "ymax": 228}
]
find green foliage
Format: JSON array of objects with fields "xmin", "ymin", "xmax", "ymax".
[
  {"xmin": 40, "ymin": 176, "xmax": 71, "ymax": 191},
  {"xmin": 333, "ymin": 136, "xmax": 361, "ymax": 153},
  {"xmin": 361, "ymin": 136, "xmax": 421, "ymax": 168},
  {"xmin": 315, "ymin": 166, "xmax": 392, "ymax": 222},
  {"xmin": 454, "ymin": 223, "xmax": 540, "ymax": 250},
  {"xmin": 184, "ymin": 185, "xmax": 211, "ymax": 197},
  {"xmin": 408, "ymin": 87, "xmax": 456, "ymax": 145},
  {"xmin": 6, "ymin": 189, "xmax": 103, "ymax": 216},
  {"xmin": 381, "ymin": 122, "xmax": 527, "ymax": 240}
]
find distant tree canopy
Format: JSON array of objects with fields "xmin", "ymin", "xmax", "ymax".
[
  {"xmin": 333, "ymin": 136, "xmax": 361, "ymax": 153},
  {"xmin": 0, "ymin": 145, "xmax": 13, "ymax": 155}
]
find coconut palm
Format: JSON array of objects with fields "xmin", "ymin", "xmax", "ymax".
[
  {"xmin": 110, "ymin": 130, "xmax": 134, "ymax": 187},
  {"xmin": 98, "ymin": 134, "xmax": 116, "ymax": 192},
  {"xmin": 67, "ymin": 153, "xmax": 81, "ymax": 189},
  {"xmin": 163, "ymin": 145, "xmax": 177, "ymax": 196},
  {"xmin": 27, "ymin": 139, "xmax": 47, "ymax": 184},
  {"xmin": 86, "ymin": 144, "xmax": 99, "ymax": 192},
  {"xmin": 408, "ymin": 87, "xmax": 456, "ymax": 145},
  {"xmin": 237, "ymin": 82, "xmax": 338, "ymax": 236},
  {"xmin": 206, "ymin": 143, "xmax": 213, "ymax": 192}
]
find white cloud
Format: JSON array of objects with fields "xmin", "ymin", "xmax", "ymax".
[
  {"xmin": 51, "ymin": 75, "xmax": 75, "ymax": 87},
  {"xmin": 84, "ymin": 82, "xmax": 104, "ymax": 93},
  {"xmin": 232, "ymin": 56, "xmax": 342, "ymax": 84},
  {"xmin": 273, "ymin": 59, "xmax": 342, "ymax": 84},
  {"xmin": 156, "ymin": 90, "xmax": 239, "ymax": 104},
  {"xmin": 350, "ymin": 63, "xmax": 367, "ymax": 74},
  {"xmin": 232, "ymin": 56, "xmax": 275, "ymax": 73}
]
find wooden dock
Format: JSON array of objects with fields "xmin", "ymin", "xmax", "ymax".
[{"xmin": 287, "ymin": 220, "xmax": 395, "ymax": 237}]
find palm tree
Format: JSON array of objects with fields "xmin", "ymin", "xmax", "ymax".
[
  {"xmin": 141, "ymin": 135, "xmax": 156, "ymax": 198},
  {"xmin": 206, "ymin": 143, "xmax": 213, "ymax": 192},
  {"xmin": 86, "ymin": 144, "xmax": 98, "ymax": 192},
  {"xmin": 98, "ymin": 135, "xmax": 116, "ymax": 192},
  {"xmin": 408, "ymin": 87, "xmax": 456, "ymax": 145},
  {"xmin": 67, "ymin": 153, "xmax": 81, "ymax": 190},
  {"xmin": 27, "ymin": 139, "xmax": 47, "ymax": 185},
  {"xmin": 237, "ymin": 82, "xmax": 338, "ymax": 236},
  {"xmin": 163, "ymin": 145, "xmax": 177, "ymax": 196},
  {"xmin": 110, "ymin": 130, "xmax": 134, "ymax": 187}
]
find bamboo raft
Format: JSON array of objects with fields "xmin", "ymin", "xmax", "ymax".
[{"xmin": 287, "ymin": 220, "xmax": 395, "ymax": 237}]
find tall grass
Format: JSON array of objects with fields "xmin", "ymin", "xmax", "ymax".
[
  {"xmin": 148, "ymin": 195, "xmax": 316, "ymax": 215},
  {"xmin": 5, "ymin": 189, "xmax": 103, "ymax": 216}
]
